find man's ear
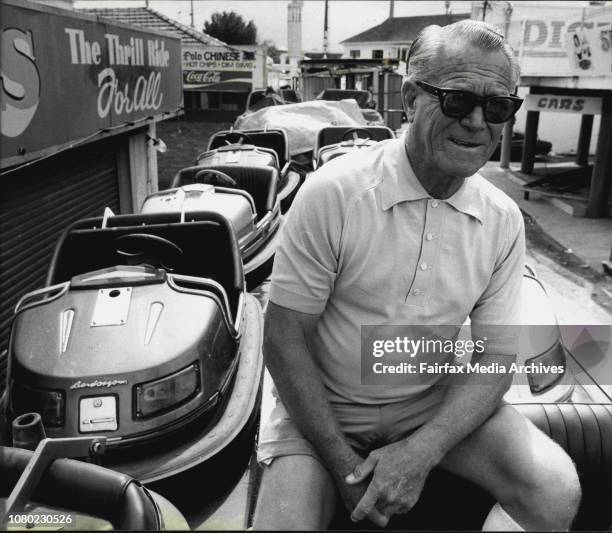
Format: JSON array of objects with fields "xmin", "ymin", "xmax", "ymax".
[{"xmin": 401, "ymin": 80, "xmax": 418, "ymax": 123}]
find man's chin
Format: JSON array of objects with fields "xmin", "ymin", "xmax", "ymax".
[{"xmin": 442, "ymin": 160, "xmax": 486, "ymax": 179}]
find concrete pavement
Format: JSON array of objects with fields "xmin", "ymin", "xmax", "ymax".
[{"xmin": 480, "ymin": 162, "xmax": 612, "ymax": 276}]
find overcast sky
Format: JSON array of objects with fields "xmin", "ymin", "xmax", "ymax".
[{"xmin": 74, "ymin": 0, "xmax": 476, "ymax": 51}]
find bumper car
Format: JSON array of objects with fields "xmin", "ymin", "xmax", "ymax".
[
  {"xmin": 204, "ymin": 129, "xmax": 303, "ymax": 211},
  {"xmin": 233, "ymin": 100, "xmax": 369, "ymax": 171},
  {"xmin": 3, "ymin": 209, "xmax": 263, "ymax": 484},
  {"xmin": 313, "ymin": 126, "xmax": 396, "ymax": 170},
  {"xmin": 1, "ymin": 431, "xmax": 189, "ymax": 530},
  {"xmin": 315, "ymin": 89, "xmax": 384, "ymax": 125},
  {"xmin": 157, "ymin": 161, "xmax": 282, "ymax": 289}
]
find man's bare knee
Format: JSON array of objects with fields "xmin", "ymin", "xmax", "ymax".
[
  {"xmin": 443, "ymin": 405, "xmax": 581, "ymax": 530},
  {"xmin": 498, "ymin": 436, "xmax": 581, "ymax": 530},
  {"xmin": 253, "ymin": 455, "xmax": 337, "ymax": 530}
]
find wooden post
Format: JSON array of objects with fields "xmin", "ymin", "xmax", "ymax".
[
  {"xmin": 575, "ymin": 114, "xmax": 594, "ymax": 166},
  {"xmin": 521, "ymin": 110, "xmax": 539, "ymax": 174},
  {"xmin": 500, "ymin": 116, "xmax": 515, "ymax": 169},
  {"xmin": 586, "ymin": 107, "xmax": 612, "ymax": 218}
]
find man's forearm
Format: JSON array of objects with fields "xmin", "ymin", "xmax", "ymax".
[
  {"xmin": 409, "ymin": 353, "xmax": 514, "ymax": 464},
  {"xmin": 264, "ymin": 317, "xmax": 359, "ymax": 477}
]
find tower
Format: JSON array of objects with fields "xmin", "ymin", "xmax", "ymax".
[{"xmin": 287, "ymin": 0, "xmax": 303, "ymax": 65}]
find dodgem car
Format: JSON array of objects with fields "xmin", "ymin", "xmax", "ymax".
[{"xmin": 3, "ymin": 209, "xmax": 263, "ymax": 486}]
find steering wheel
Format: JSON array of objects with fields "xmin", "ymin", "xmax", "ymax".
[
  {"xmin": 222, "ymin": 131, "xmax": 254, "ymax": 145},
  {"xmin": 194, "ymin": 169, "xmax": 237, "ymax": 188},
  {"xmin": 115, "ymin": 233, "xmax": 184, "ymax": 272},
  {"xmin": 342, "ymin": 127, "xmax": 374, "ymax": 142}
]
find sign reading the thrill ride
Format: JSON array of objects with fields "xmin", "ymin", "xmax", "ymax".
[
  {"xmin": 0, "ymin": 0, "xmax": 182, "ymax": 169},
  {"xmin": 182, "ymin": 45, "xmax": 264, "ymax": 91}
]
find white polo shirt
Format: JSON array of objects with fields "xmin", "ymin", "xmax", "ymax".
[{"xmin": 269, "ymin": 133, "xmax": 525, "ymax": 404}]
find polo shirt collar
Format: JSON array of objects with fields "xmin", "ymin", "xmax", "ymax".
[
  {"xmin": 445, "ymin": 178, "xmax": 485, "ymax": 224},
  {"xmin": 380, "ymin": 132, "xmax": 485, "ymax": 224},
  {"xmin": 380, "ymin": 132, "xmax": 430, "ymax": 210}
]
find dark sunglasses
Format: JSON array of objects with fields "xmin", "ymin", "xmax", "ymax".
[{"xmin": 416, "ymin": 80, "xmax": 523, "ymax": 124}]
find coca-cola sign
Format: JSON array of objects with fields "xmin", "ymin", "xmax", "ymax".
[
  {"xmin": 182, "ymin": 69, "xmax": 252, "ymax": 90},
  {"xmin": 184, "ymin": 71, "xmax": 222, "ymax": 85}
]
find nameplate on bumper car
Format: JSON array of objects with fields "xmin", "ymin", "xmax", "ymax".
[
  {"xmin": 91, "ymin": 287, "xmax": 131, "ymax": 326},
  {"xmin": 80, "ymin": 396, "xmax": 118, "ymax": 432}
]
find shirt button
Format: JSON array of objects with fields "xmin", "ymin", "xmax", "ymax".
[
  {"xmin": 426, "ymin": 233, "xmax": 434, "ymax": 241},
  {"xmin": 420, "ymin": 262, "xmax": 428, "ymax": 270},
  {"xmin": 412, "ymin": 289, "xmax": 422, "ymax": 296},
  {"xmin": 431, "ymin": 200, "xmax": 439, "ymax": 208}
]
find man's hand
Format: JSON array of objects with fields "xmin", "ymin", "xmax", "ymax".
[
  {"xmin": 331, "ymin": 454, "xmax": 390, "ymax": 528},
  {"xmin": 345, "ymin": 436, "xmax": 440, "ymax": 525}
]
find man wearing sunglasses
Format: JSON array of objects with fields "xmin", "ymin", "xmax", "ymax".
[{"xmin": 255, "ymin": 20, "xmax": 580, "ymax": 531}]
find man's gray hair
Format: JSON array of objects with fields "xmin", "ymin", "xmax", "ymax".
[{"xmin": 407, "ymin": 20, "xmax": 520, "ymax": 85}]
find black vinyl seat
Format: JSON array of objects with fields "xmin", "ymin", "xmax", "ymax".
[
  {"xmin": 46, "ymin": 211, "xmax": 244, "ymax": 315},
  {"xmin": 315, "ymin": 126, "xmax": 395, "ymax": 152},
  {"xmin": 208, "ymin": 129, "xmax": 289, "ymax": 170},
  {"xmin": 172, "ymin": 164, "xmax": 278, "ymax": 223},
  {"xmin": 0, "ymin": 446, "xmax": 160, "ymax": 530}
]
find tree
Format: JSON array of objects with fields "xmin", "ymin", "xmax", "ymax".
[
  {"xmin": 262, "ymin": 39, "xmax": 283, "ymax": 63},
  {"xmin": 203, "ymin": 11, "xmax": 257, "ymax": 45}
]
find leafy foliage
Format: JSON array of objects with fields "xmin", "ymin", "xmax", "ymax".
[
  {"xmin": 203, "ymin": 11, "xmax": 257, "ymax": 45},
  {"xmin": 262, "ymin": 39, "xmax": 283, "ymax": 63}
]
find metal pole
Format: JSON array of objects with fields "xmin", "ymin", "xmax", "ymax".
[
  {"xmin": 390, "ymin": 0, "xmax": 394, "ymax": 18},
  {"xmin": 575, "ymin": 114, "xmax": 594, "ymax": 166},
  {"xmin": 586, "ymin": 105, "xmax": 612, "ymax": 218},
  {"xmin": 323, "ymin": 0, "xmax": 329, "ymax": 57},
  {"xmin": 190, "ymin": 0, "xmax": 194, "ymax": 29},
  {"xmin": 521, "ymin": 110, "xmax": 540, "ymax": 175}
]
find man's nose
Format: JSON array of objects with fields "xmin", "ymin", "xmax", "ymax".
[{"xmin": 459, "ymin": 104, "xmax": 487, "ymax": 130}]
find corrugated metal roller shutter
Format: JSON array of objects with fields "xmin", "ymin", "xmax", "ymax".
[{"xmin": 0, "ymin": 138, "xmax": 122, "ymax": 396}]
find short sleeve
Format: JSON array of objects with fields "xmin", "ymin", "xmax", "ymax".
[
  {"xmin": 470, "ymin": 204, "xmax": 525, "ymax": 355},
  {"xmin": 269, "ymin": 172, "xmax": 345, "ymax": 314}
]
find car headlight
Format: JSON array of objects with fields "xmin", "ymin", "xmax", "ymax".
[
  {"xmin": 525, "ymin": 340, "xmax": 566, "ymax": 393},
  {"xmin": 10, "ymin": 381, "xmax": 65, "ymax": 427},
  {"xmin": 134, "ymin": 363, "xmax": 200, "ymax": 418}
]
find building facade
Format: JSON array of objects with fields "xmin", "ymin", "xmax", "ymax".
[{"xmin": 341, "ymin": 13, "xmax": 470, "ymax": 61}]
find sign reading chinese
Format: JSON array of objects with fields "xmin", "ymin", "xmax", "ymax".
[
  {"xmin": 1, "ymin": 0, "xmax": 182, "ymax": 169},
  {"xmin": 182, "ymin": 46, "xmax": 254, "ymax": 91}
]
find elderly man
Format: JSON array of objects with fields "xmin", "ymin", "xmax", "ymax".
[{"xmin": 253, "ymin": 20, "xmax": 581, "ymax": 531}]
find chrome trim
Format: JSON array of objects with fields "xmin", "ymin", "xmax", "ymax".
[
  {"xmin": 176, "ymin": 188, "xmax": 187, "ymax": 223},
  {"xmin": 524, "ymin": 263, "xmax": 537, "ymax": 277},
  {"xmin": 167, "ymin": 274, "xmax": 238, "ymax": 339},
  {"xmin": 14, "ymin": 283, "xmax": 70, "ymax": 315},
  {"xmin": 234, "ymin": 292, "xmax": 245, "ymax": 331}
]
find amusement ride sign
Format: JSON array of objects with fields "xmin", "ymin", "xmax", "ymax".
[
  {"xmin": 500, "ymin": 6, "xmax": 612, "ymax": 78},
  {"xmin": 0, "ymin": 0, "xmax": 182, "ymax": 169}
]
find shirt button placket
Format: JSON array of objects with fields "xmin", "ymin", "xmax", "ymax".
[{"xmin": 407, "ymin": 200, "xmax": 442, "ymax": 304}]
